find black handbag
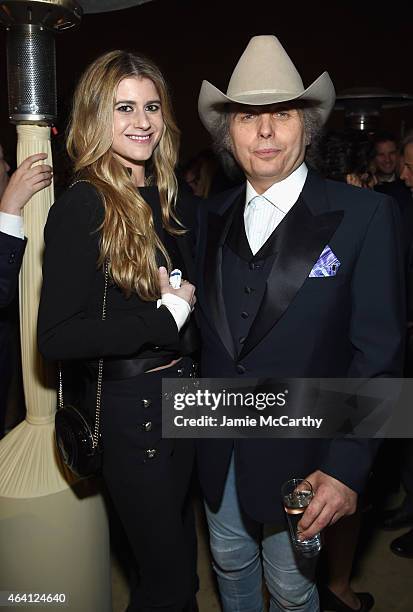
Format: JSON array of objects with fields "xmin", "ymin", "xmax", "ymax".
[{"xmin": 54, "ymin": 260, "xmax": 108, "ymax": 478}]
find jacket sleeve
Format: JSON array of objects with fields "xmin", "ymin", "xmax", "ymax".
[
  {"xmin": 319, "ymin": 196, "xmax": 406, "ymax": 493},
  {"xmin": 37, "ymin": 183, "xmax": 180, "ymax": 361},
  {"xmin": 0, "ymin": 231, "xmax": 26, "ymax": 308}
]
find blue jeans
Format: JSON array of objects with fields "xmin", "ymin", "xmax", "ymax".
[{"xmin": 204, "ymin": 455, "xmax": 319, "ymax": 612}]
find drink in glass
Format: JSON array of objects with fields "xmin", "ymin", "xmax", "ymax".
[{"xmin": 281, "ymin": 478, "xmax": 322, "ymax": 558}]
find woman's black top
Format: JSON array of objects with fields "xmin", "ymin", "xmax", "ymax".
[{"xmin": 37, "ymin": 181, "xmax": 197, "ymax": 363}]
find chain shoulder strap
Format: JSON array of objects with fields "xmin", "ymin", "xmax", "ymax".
[
  {"xmin": 58, "ymin": 259, "xmax": 109, "ymax": 448},
  {"xmin": 69, "ymin": 178, "xmax": 91, "ymax": 188},
  {"xmin": 93, "ymin": 260, "xmax": 109, "ymax": 446}
]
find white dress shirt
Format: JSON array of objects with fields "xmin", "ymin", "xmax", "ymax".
[
  {"xmin": 0, "ymin": 211, "xmax": 24, "ymax": 239},
  {"xmin": 157, "ymin": 293, "xmax": 191, "ymax": 332},
  {"xmin": 244, "ymin": 163, "xmax": 308, "ymax": 255}
]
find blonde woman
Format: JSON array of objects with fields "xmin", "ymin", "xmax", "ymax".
[{"xmin": 38, "ymin": 51, "xmax": 198, "ymax": 611}]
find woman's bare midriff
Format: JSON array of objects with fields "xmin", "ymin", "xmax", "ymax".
[{"xmin": 145, "ymin": 357, "xmax": 182, "ymax": 373}]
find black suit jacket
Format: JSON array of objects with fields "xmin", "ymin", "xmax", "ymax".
[
  {"xmin": 0, "ymin": 230, "xmax": 26, "ymax": 431},
  {"xmin": 0, "ymin": 231, "xmax": 26, "ymax": 309},
  {"xmin": 37, "ymin": 182, "xmax": 197, "ymax": 363},
  {"xmin": 195, "ymin": 169, "xmax": 406, "ymax": 523}
]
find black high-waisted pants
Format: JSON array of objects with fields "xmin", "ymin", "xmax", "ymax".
[{"xmin": 101, "ymin": 357, "xmax": 197, "ymax": 611}]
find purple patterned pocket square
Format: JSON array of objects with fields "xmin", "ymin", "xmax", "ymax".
[{"xmin": 309, "ymin": 245, "xmax": 341, "ymax": 277}]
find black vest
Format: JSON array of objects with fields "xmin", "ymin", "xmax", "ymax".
[{"xmin": 222, "ymin": 195, "xmax": 280, "ymax": 358}]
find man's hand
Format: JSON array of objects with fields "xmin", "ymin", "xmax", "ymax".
[
  {"xmin": 297, "ymin": 470, "xmax": 357, "ymax": 540},
  {"xmin": 0, "ymin": 153, "xmax": 52, "ymax": 216}
]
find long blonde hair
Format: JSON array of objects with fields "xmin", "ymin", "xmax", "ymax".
[{"xmin": 66, "ymin": 50, "xmax": 182, "ymax": 300}]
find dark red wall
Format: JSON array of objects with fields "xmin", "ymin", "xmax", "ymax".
[{"xmin": 1, "ymin": 0, "xmax": 412, "ymax": 166}]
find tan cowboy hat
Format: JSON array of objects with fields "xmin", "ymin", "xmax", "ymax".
[{"xmin": 198, "ymin": 35, "xmax": 335, "ymax": 132}]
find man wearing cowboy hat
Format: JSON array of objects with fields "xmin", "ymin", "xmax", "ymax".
[{"xmin": 195, "ymin": 35, "xmax": 405, "ymax": 611}]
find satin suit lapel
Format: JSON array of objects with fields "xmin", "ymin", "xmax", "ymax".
[{"xmin": 203, "ymin": 185, "xmax": 245, "ymax": 360}]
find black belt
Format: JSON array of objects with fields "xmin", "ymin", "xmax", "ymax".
[{"xmin": 84, "ymin": 355, "xmax": 181, "ymax": 381}]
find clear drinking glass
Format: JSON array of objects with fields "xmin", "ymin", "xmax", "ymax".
[{"xmin": 281, "ymin": 478, "xmax": 322, "ymax": 558}]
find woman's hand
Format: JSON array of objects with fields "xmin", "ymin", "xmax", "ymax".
[
  {"xmin": 346, "ymin": 173, "xmax": 363, "ymax": 188},
  {"xmin": 346, "ymin": 172, "xmax": 377, "ymax": 190},
  {"xmin": 0, "ymin": 153, "xmax": 53, "ymax": 216},
  {"xmin": 158, "ymin": 267, "xmax": 196, "ymax": 331},
  {"xmin": 158, "ymin": 266, "xmax": 196, "ymax": 309}
]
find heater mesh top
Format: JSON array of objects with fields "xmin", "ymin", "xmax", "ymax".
[{"xmin": 7, "ymin": 25, "xmax": 57, "ymax": 123}]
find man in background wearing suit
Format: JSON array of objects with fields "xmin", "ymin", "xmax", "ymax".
[
  {"xmin": 383, "ymin": 131, "xmax": 413, "ymax": 559},
  {"xmin": 0, "ymin": 147, "xmax": 52, "ymax": 436},
  {"xmin": 195, "ymin": 36, "xmax": 405, "ymax": 611}
]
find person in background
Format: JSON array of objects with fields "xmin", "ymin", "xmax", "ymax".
[
  {"xmin": 0, "ymin": 149, "xmax": 52, "ymax": 436},
  {"xmin": 371, "ymin": 131, "xmax": 399, "ymax": 185},
  {"xmin": 309, "ymin": 129, "xmax": 376, "ymax": 189},
  {"xmin": 183, "ymin": 148, "xmax": 240, "ymax": 198},
  {"xmin": 0, "ymin": 144, "xmax": 11, "ymax": 200},
  {"xmin": 400, "ymin": 133, "xmax": 413, "ymax": 192},
  {"xmin": 373, "ymin": 131, "xmax": 412, "ymax": 251},
  {"xmin": 382, "ymin": 131, "xmax": 413, "ymax": 559}
]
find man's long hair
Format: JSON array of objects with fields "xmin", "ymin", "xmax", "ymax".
[
  {"xmin": 210, "ymin": 102, "xmax": 323, "ymax": 180},
  {"xmin": 67, "ymin": 50, "xmax": 182, "ymax": 300}
]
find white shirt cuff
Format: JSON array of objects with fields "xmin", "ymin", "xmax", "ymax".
[
  {"xmin": 157, "ymin": 293, "xmax": 191, "ymax": 331},
  {"xmin": 0, "ymin": 211, "xmax": 24, "ymax": 239}
]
